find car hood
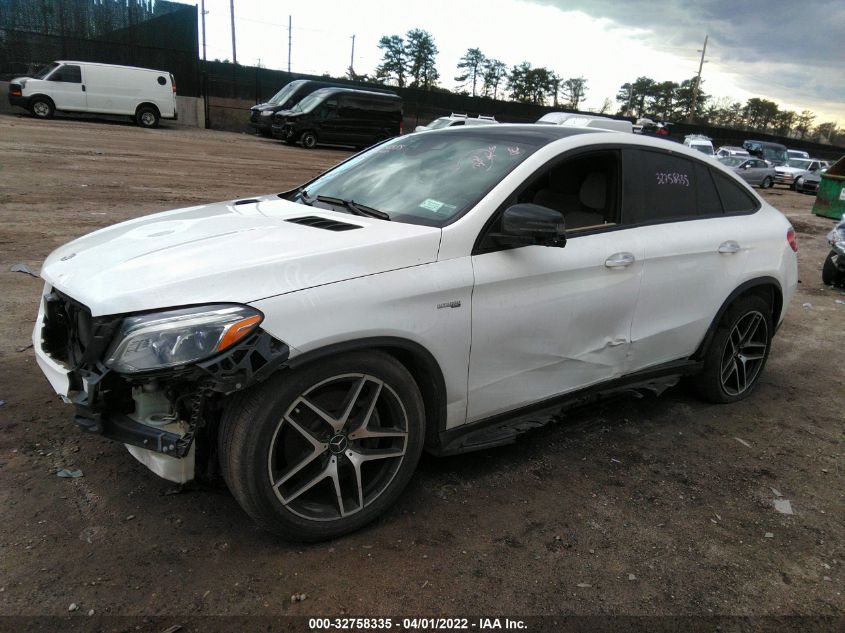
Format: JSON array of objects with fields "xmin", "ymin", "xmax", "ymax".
[
  {"xmin": 41, "ymin": 196, "xmax": 442, "ymax": 316},
  {"xmin": 775, "ymin": 166, "xmax": 807, "ymax": 174},
  {"xmin": 251, "ymin": 103, "xmax": 278, "ymax": 112},
  {"xmin": 10, "ymin": 75, "xmax": 32, "ymax": 85}
]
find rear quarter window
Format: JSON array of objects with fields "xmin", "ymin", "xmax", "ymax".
[{"xmin": 713, "ymin": 171, "xmax": 759, "ymax": 214}]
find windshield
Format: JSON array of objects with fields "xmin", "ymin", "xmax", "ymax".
[
  {"xmin": 426, "ymin": 118, "xmax": 455, "ymax": 130},
  {"xmin": 32, "ymin": 62, "xmax": 59, "ymax": 79},
  {"xmin": 786, "ymin": 159, "xmax": 811, "ymax": 169},
  {"xmin": 719, "ymin": 157, "xmax": 746, "ymax": 167},
  {"xmin": 291, "ymin": 133, "xmax": 541, "ymax": 227},
  {"xmin": 690, "ymin": 143, "xmax": 714, "ymax": 155},
  {"xmin": 268, "ymin": 81, "xmax": 302, "ymax": 106},
  {"xmin": 291, "ymin": 90, "xmax": 329, "ymax": 113},
  {"xmin": 762, "ymin": 147, "xmax": 788, "ymax": 164}
]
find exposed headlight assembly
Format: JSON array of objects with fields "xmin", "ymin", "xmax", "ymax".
[
  {"xmin": 260, "ymin": 110, "xmax": 274, "ymax": 117},
  {"xmin": 105, "ymin": 304, "xmax": 263, "ymax": 373}
]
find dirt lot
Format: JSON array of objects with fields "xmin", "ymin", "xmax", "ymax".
[{"xmin": 0, "ymin": 114, "xmax": 843, "ymax": 624}]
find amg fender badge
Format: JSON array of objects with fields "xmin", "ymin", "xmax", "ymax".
[{"xmin": 437, "ymin": 300, "xmax": 461, "ymax": 309}]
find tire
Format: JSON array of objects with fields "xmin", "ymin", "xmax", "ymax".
[
  {"xmin": 136, "ymin": 106, "xmax": 160, "ymax": 128},
  {"xmin": 792, "ymin": 176, "xmax": 803, "ymax": 191},
  {"xmin": 694, "ymin": 295, "xmax": 773, "ymax": 404},
  {"xmin": 300, "ymin": 131, "xmax": 317, "ymax": 149},
  {"xmin": 218, "ymin": 350, "xmax": 425, "ymax": 541},
  {"xmin": 259, "ymin": 129, "xmax": 273, "ymax": 138},
  {"xmin": 822, "ymin": 251, "xmax": 845, "ymax": 287},
  {"xmin": 30, "ymin": 97, "xmax": 54, "ymax": 119},
  {"xmin": 761, "ymin": 176, "xmax": 773, "ymax": 189}
]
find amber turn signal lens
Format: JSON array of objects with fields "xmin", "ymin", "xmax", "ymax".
[{"xmin": 216, "ymin": 315, "xmax": 262, "ymax": 352}]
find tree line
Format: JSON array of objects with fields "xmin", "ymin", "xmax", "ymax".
[{"xmin": 361, "ymin": 29, "xmax": 841, "ymax": 145}]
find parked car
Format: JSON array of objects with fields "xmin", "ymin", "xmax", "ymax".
[
  {"xmin": 633, "ymin": 118, "xmax": 672, "ymax": 136},
  {"xmin": 718, "ymin": 156, "xmax": 776, "ymax": 188},
  {"xmin": 787, "ymin": 149, "xmax": 810, "ymax": 160},
  {"xmin": 8, "ymin": 60, "xmax": 176, "ymax": 128},
  {"xmin": 795, "ymin": 168, "xmax": 824, "ymax": 195},
  {"xmin": 716, "ymin": 146, "xmax": 750, "ymax": 159},
  {"xmin": 34, "ymin": 126, "xmax": 797, "ymax": 541},
  {"xmin": 774, "ymin": 158, "xmax": 829, "ymax": 188},
  {"xmin": 684, "ymin": 134, "xmax": 715, "ymax": 156},
  {"xmin": 249, "ymin": 80, "xmax": 397, "ymax": 137},
  {"xmin": 537, "ymin": 112, "xmax": 633, "ymax": 133},
  {"xmin": 414, "ymin": 113, "xmax": 497, "ymax": 132},
  {"xmin": 743, "ymin": 140, "xmax": 789, "ymax": 166},
  {"xmin": 271, "ymin": 87, "xmax": 403, "ymax": 149}
]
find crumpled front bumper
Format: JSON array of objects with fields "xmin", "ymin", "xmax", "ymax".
[{"xmin": 33, "ymin": 284, "xmax": 291, "ymax": 481}]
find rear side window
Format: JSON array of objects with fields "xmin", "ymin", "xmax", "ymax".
[
  {"xmin": 694, "ymin": 162, "xmax": 722, "ymax": 216},
  {"xmin": 622, "ymin": 149, "xmax": 699, "ymax": 223},
  {"xmin": 713, "ymin": 171, "xmax": 758, "ymax": 214},
  {"xmin": 51, "ymin": 64, "xmax": 81, "ymax": 83}
]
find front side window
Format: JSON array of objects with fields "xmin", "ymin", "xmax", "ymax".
[
  {"xmin": 50, "ymin": 64, "xmax": 81, "ymax": 83},
  {"xmin": 289, "ymin": 132, "xmax": 541, "ymax": 227}
]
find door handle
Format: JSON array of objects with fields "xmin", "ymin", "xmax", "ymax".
[
  {"xmin": 81, "ymin": 84, "xmax": 86, "ymax": 92},
  {"xmin": 604, "ymin": 252, "xmax": 635, "ymax": 268},
  {"xmin": 718, "ymin": 240, "xmax": 741, "ymax": 254}
]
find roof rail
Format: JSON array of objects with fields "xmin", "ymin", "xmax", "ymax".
[
  {"xmin": 450, "ymin": 112, "xmax": 468, "ymax": 118},
  {"xmin": 477, "ymin": 115, "xmax": 497, "ymax": 121}
]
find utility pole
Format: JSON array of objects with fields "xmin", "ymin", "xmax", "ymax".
[
  {"xmin": 200, "ymin": 0, "xmax": 207, "ymax": 61},
  {"xmin": 349, "ymin": 34, "xmax": 356, "ymax": 76},
  {"xmin": 288, "ymin": 15, "xmax": 292, "ymax": 73},
  {"xmin": 689, "ymin": 34, "xmax": 708, "ymax": 122},
  {"xmin": 229, "ymin": 0, "xmax": 237, "ymax": 65}
]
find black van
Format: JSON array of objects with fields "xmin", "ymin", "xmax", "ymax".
[
  {"xmin": 271, "ymin": 87, "xmax": 403, "ymax": 149},
  {"xmin": 249, "ymin": 80, "xmax": 396, "ymax": 137},
  {"xmin": 742, "ymin": 140, "xmax": 789, "ymax": 166}
]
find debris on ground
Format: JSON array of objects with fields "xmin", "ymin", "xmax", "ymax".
[
  {"xmin": 773, "ymin": 499, "xmax": 794, "ymax": 515},
  {"xmin": 771, "ymin": 487, "xmax": 783, "ymax": 497},
  {"xmin": 628, "ymin": 573, "xmax": 636, "ymax": 581},
  {"xmin": 16, "ymin": 343, "xmax": 32, "ymax": 352},
  {"xmin": 802, "ymin": 302, "xmax": 813, "ymax": 308},
  {"xmin": 87, "ymin": 609, "xmax": 94, "ymax": 616},
  {"xmin": 68, "ymin": 603, "xmax": 78, "ymax": 612},
  {"xmin": 10, "ymin": 263, "xmax": 37, "ymax": 277},
  {"xmin": 0, "ymin": 400, "xmax": 5, "ymax": 407},
  {"xmin": 576, "ymin": 583, "xmax": 591, "ymax": 588},
  {"xmin": 765, "ymin": 532, "xmax": 774, "ymax": 538},
  {"xmin": 160, "ymin": 626, "xmax": 183, "ymax": 633},
  {"xmin": 734, "ymin": 437, "xmax": 752, "ymax": 448},
  {"xmin": 290, "ymin": 593, "xmax": 307, "ymax": 602},
  {"xmin": 56, "ymin": 469, "xmax": 83, "ymax": 479}
]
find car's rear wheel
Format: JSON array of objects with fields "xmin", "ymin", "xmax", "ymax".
[
  {"xmin": 300, "ymin": 131, "xmax": 317, "ymax": 149},
  {"xmin": 30, "ymin": 97, "xmax": 54, "ymax": 119},
  {"xmin": 695, "ymin": 295, "xmax": 773, "ymax": 404},
  {"xmin": 136, "ymin": 106, "xmax": 160, "ymax": 128},
  {"xmin": 219, "ymin": 351, "xmax": 425, "ymax": 541},
  {"xmin": 761, "ymin": 176, "xmax": 773, "ymax": 189}
]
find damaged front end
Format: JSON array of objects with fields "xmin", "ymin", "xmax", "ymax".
[{"xmin": 35, "ymin": 287, "xmax": 289, "ymax": 483}]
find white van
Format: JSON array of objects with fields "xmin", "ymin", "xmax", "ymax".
[
  {"xmin": 683, "ymin": 134, "xmax": 715, "ymax": 156},
  {"xmin": 536, "ymin": 112, "xmax": 633, "ymax": 133},
  {"xmin": 8, "ymin": 61, "xmax": 177, "ymax": 128}
]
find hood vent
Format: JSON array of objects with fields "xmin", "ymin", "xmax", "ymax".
[
  {"xmin": 233, "ymin": 198, "xmax": 260, "ymax": 205},
  {"xmin": 285, "ymin": 216, "xmax": 362, "ymax": 232}
]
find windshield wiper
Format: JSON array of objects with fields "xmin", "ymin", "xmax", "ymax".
[{"xmin": 312, "ymin": 195, "xmax": 391, "ymax": 220}]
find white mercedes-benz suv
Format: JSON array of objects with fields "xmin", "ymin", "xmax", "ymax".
[{"xmin": 34, "ymin": 126, "xmax": 797, "ymax": 540}]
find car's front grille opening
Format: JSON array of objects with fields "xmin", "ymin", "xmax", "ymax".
[
  {"xmin": 285, "ymin": 216, "xmax": 362, "ymax": 232},
  {"xmin": 42, "ymin": 291, "xmax": 94, "ymax": 367}
]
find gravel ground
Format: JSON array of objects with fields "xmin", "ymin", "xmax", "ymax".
[{"xmin": 0, "ymin": 114, "xmax": 843, "ymax": 623}]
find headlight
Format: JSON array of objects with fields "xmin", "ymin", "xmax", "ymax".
[
  {"xmin": 260, "ymin": 110, "xmax": 274, "ymax": 117},
  {"xmin": 104, "ymin": 304, "xmax": 263, "ymax": 373}
]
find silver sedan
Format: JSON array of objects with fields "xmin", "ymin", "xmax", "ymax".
[{"xmin": 718, "ymin": 156, "xmax": 776, "ymax": 188}]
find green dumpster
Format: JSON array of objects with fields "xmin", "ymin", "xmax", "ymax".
[{"xmin": 813, "ymin": 156, "xmax": 845, "ymax": 220}]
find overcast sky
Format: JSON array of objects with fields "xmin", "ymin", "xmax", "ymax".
[{"xmin": 189, "ymin": 0, "xmax": 844, "ymax": 124}]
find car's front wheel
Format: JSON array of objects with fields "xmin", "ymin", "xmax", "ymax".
[
  {"xmin": 300, "ymin": 131, "xmax": 317, "ymax": 149},
  {"xmin": 219, "ymin": 351, "xmax": 425, "ymax": 541},
  {"xmin": 695, "ymin": 295, "xmax": 773, "ymax": 404},
  {"xmin": 793, "ymin": 176, "xmax": 803, "ymax": 191},
  {"xmin": 30, "ymin": 97, "xmax": 54, "ymax": 119}
]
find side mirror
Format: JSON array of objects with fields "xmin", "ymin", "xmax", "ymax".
[{"xmin": 500, "ymin": 203, "xmax": 566, "ymax": 247}]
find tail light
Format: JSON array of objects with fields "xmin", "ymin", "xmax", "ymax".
[
  {"xmin": 787, "ymin": 227, "xmax": 797, "ymax": 252},
  {"xmin": 10, "ymin": 85, "xmax": 22, "ymax": 97},
  {"xmin": 170, "ymin": 74, "xmax": 176, "ymax": 94},
  {"xmin": 399, "ymin": 120, "xmax": 404, "ymax": 135}
]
